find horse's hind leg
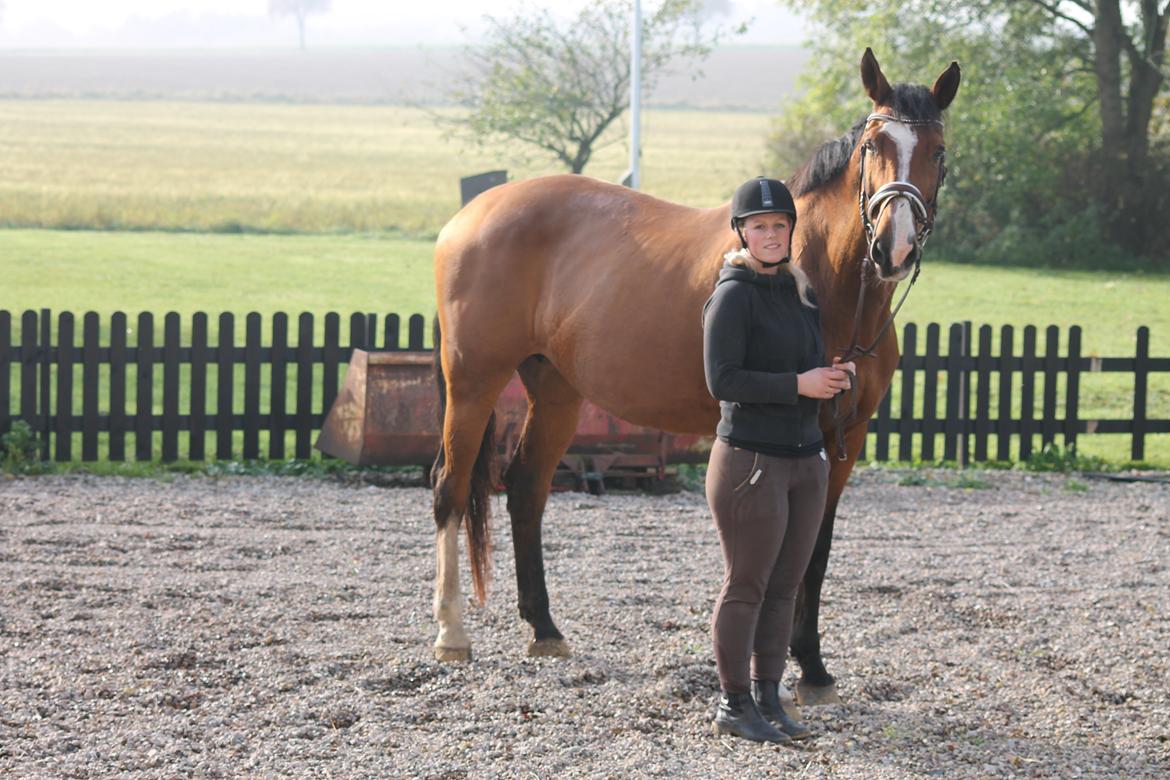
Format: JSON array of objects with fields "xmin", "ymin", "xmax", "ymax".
[
  {"xmin": 504, "ymin": 356, "xmax": 583, "ymax": 658},
  {"xmin": 432, "ymin": 367, "xmax": 513, "ymax": 663}
]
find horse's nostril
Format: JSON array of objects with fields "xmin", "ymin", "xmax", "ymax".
[{"xmin": 871, "ymin": 241, "xmax": 886, "ymax": 265}]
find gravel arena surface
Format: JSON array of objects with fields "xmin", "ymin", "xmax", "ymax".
[{"xmin": 1, "ymin": 469, "xmax": 1168, "ymax": 779}]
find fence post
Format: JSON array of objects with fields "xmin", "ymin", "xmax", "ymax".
[
  {"xmin": 1132, "ymin": 326, "xmax": 1149, "ymax": 461},
  {"xmin": 974, "ymin": 325, "xmax": 992, "ymax": 462},
  {"xmin": 922, "ymin": 324, "xmax": 941, "ymax": 461},
  {"xmin": 55, "ymin": 312, "xmax": 74, "ymax": 462},
  {"xmin": 1019, "ymin": 326, "xmax": 1037, "ymax": 460},
  {"xmin": 898, "ymin": 323, "xmax": 917, "ymax": 462},
  {"xmin": 996, "ymin": 325, "xmax": 1014, "ymax": 461},
  {"xmin": 0, "ymin": 311, "xmax": 10, "ymax": 439},
  {"xmin": 82, "ymin": 313, "xmax": 100, "ymax": 461},
  {"xmin": 217, "ymin": 313, "xmax": 235, "ymax": 460},
  {"xmin": 1065, "ymin": 326, "xmax": 1082, "ymax": 453},
  {"xmin": 39, "ymin": 308, "xmax": 51, "ymax": 461},
  {"xmin": 958, "ymin": 320, "xmax": 971, "ymax": 468},
  {"xmin": 1042, "ymin": 326, "xmax": 1060, "ymax": 451},
  {"xmin": 109, "ymin": 313, "xmax": 128, "ymax": 461},
  {"xmin": 135, "ymin": 313, "xmax": 154, "ymax": 461}
]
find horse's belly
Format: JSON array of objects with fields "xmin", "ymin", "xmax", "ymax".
[{"xmin": 549, "ymin": 347, "xmax": 719, "ymax": 436}]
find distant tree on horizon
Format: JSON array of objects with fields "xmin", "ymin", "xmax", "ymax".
[
  {"xmin": 269, "ymin": 0, "xmax": 331, "ymax": 50},
  {"xmin": 442, "ymin": 0, "xmax": 743, "ymax": 175}
]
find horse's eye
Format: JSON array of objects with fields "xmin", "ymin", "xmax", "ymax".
[
  {"xmin": 863, "ymin": 140, "xmax": 876, "ymax": 153},
  {"xmin": 934, "ymin": 147, "xmax": 946, "ymax": 161}
]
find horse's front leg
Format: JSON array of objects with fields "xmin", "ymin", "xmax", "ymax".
[{"xmin": 791, "ymin": 424, "xmax": 864, "ymax": 704}]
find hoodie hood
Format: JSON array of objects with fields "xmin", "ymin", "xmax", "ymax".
[{"xmin": 716, "ymin": 250, "xmax": 796, "ymax": 290}]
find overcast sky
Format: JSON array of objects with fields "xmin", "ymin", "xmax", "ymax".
[{"xmin": 0, "ymin": 0, "xmax": 807, "ymax": 48}]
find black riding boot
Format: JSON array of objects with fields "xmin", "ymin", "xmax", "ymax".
[
  {"xmin": 712, "ymin": 691, "xmax": 790, "ymax": 743},
  {"xmin": 752, "ymin": 680, "xmax": 813, "ymax": 740}
]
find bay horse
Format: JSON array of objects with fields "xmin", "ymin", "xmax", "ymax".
[{"xmin": 429, "ymin": 48, "xmax": 960, "ymax": 705}]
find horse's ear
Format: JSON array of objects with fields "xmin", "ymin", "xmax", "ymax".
[
  {"xmin": 860, "ymin": 47, "xmax": 892, "ymax": 105},
  {"xmin": 932, "ymin": 61, "xmax": 961, "ymax": 112}
]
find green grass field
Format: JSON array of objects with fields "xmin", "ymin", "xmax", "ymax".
[
  {"xmin": 0, "ymin": 99, "xmax": 1166, "ymax": 465},
  {"xmin": 0, "ymin": 100, "xmax": 774, "ymax": 235}
]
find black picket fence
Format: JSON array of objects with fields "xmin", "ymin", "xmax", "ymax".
[{"xmin": 1, "ymin": 309, "xmax": 1167, "ymax": 465}]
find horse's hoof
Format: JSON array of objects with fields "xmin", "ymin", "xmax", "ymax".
[
  {"xmin": 527, "ymin": 638, "xmax": 572, "ymax": 658},
  {"xmin": 796, "ymin": 679, "xmax": 841, "ymax": 706},
  {"xmin": 434, "ymin": 645, "xmax": 472, "ymax": 663},
  {"xmin": 779, "ymin": 685, "xmax": 802, "ymax": 720}
]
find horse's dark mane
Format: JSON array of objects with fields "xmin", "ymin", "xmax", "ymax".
[{"xmin": 788, "ymin": 84, "xmax": 942, "ymax": 197}]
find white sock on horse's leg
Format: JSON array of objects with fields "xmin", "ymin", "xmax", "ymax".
[{"xmin": 433, "ymin": 515, "xmax": 471, "ymax": 661}]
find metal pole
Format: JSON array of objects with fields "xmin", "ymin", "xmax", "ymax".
[{"xmin": 629, "ymin": 0, "xmax": 642, "ymax": 189}]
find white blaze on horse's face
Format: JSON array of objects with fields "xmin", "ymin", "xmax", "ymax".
[{"xmin": 877, "ymin": 121, "xmax": 920, "ymax": 276}]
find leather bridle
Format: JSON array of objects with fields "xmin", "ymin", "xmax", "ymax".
[{"xmin": 830, "ymin": 112, "xmax": 948, "ymax": 461}]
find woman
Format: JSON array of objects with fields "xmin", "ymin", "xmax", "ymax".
[{"xmin": 703, "ymin": 176, "xmax": 855, "ymax": 744}]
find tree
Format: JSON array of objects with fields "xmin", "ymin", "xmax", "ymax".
[
  {"xmin": 773, "ymin": 0, "xmax": 1170, "ymax": 266},
  {"xmin": 269, "ymin": 0, "xmax": 332, "ymax": 51},
  {"xmin": 444, "ymin": 0, "xmax": 742, "ymax": 174}
]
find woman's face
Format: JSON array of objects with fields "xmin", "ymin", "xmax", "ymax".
[{"xmin": 742, "ymin": 212, "xmax": 792, "ymax": 265}]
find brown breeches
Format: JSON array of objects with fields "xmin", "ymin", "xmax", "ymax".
[{"xmin": 706, "ymin": 438, "xmax": 829, "ymax": 693}]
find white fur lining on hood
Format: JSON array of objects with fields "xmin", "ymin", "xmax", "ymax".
[{"xmin": 722, "ymin": 248, "xmax": 817, "ymax": 308}]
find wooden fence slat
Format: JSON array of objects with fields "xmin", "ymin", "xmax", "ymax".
[
  {"xmin": 135, "ymin": 313, "xmax": 154, "ymax": 461},
  {"xmin": 19, "ymin": 311, "xmax": 37, "ymax": 439},
  {"xmin": 1133, "ymin": 326, "xmax": 1150, "ymax": 460},
  {"xmin": 368, "ymin": 313, "xmax": 378, "ymax": 350},
  {"xmin": 1065, "ymin": 326, "xmax": 1082, "ymax": 452},
  {"xmin": 190, "ymin": 313, "xmax": 208, "ymax": 460},
  {"xmin": 217, "ymin": 313, "xmax": 235, "ymax": 460},
  {"xmin": 323, "ymin": 313, "xmax": 341, "ymax": 422},
  {"xmin": 0, "ymin": 312, "xmax": 8, "ymax": 437},
  {"xmin": 243, "ymin": 312, "xmax": 262, "ymax": 460},
  {"xmin": 1042, "ymin": 326, "xmax": 1060, "ymax": 449},
  {"xmin": 997, "ymin": 325, "xmax": 1014, "ymax": 461},
  {"xmin": 899, "ymin": 323, "xmax": 917, "ymax": 461},
  {"xmin": 921, "ymin": 324, "xmax": 941, "ymax": 461},
  {"xmin": 109, "ymin": 312, "xmax": 127, "ymax": 461},
  {"xmin": 944, "ymin": 323, "xmax": 963, "ymax": 461},
  {"xmin": 384, "ymin": 314, "xmax": 401, "ymax": 351},
  {"xmin": 408, "ymin": 314, "xmax": 426, "ymax": 350},
  {"xmin": 162, "ymin": 313, "xmax": 181, "ymax": 462},
  {"xmin": 975, "ymin": 325, "xmax": 993, "ymax": 461},
  {"xmin": 55, "ymin": 312, "xmax": 75, "ymax": 462},
  {"xmin": 39, "ymin": 309, "xmax": 51, "ymax": 460},
  {"xmin": 81, "ymin": 313, "xmax": 100, "ymax": 460},
  {"xmin": 1019, "ymin": 326, "xmax": 1037, "ymax": 460},
  {"xmin": 295, "ymin": 313, "xmax": 314, "ymax": 459},
  {"xmin": 350, "ymin": 312, "xmax": 367, "ymax": 351},
  {"xmin": 270, "ymin": 313, "xmax": 288, "ymax": 460}
]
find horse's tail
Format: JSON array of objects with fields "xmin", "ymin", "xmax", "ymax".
[{"xmin": 431, "ymin": 316, "xmax": 495, "ymax": 604}]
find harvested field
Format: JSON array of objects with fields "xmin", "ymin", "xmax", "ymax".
[{"xmin": 1, "ymin": 470, "xmax": 1167, "ymax": 778}]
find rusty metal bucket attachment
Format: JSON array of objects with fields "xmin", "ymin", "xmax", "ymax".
[{"xmin": 315, "ymin": 349, "xmax": 439, "ymax": 466}]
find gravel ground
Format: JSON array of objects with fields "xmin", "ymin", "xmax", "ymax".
[{"xmin": 1, "ymin": 468, "xmax": 1168, "ymax": 779}]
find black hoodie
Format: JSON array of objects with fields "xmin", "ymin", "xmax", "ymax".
[{"xmin": 702, "ymin": 259, "xmax": 826, "ymax": 456}]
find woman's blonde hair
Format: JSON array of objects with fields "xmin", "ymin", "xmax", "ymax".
[{"xmin": 723, "ymin": 248, "xmax": 817, "ymax": 308}]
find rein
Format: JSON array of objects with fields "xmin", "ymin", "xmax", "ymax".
[{"xmin": 829, "ymin": 112, "xmax": 947, "ymax": 461}]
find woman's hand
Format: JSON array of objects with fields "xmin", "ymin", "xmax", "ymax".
[{"xmin": 797, "ymin": 364, "xmax": 854, "ymax": 399}]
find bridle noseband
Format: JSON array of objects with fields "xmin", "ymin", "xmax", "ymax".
[{"xmin": 831, "ymin": 112, "xmax": 948, "ymax": 461}]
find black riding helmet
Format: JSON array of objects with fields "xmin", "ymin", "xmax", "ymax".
[{"xmin": 730, "ymin": 176, "xmax": 797, "ymax": 248}]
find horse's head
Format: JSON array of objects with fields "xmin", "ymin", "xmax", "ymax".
[{"xmin": 856, "ymin": 48, "xmax": 960, "ymax": 282}]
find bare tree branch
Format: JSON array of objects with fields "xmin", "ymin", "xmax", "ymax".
[{"xmin": 1026, "ymin": 0, "xmax": 1094, "ymax": 35}]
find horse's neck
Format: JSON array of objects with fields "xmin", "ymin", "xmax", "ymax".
[{"xmin": 797, "ymin": 183, "xmax": 897, "ymax": 352}]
